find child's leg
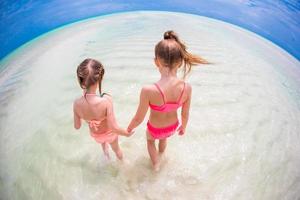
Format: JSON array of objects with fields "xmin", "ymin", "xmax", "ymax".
[
  {"xmin": 158, "ymin": 139, "xmax": 167, "ymax": 154},
  {"xmin": 101, "ymin": 143, "xmax": 110, "ymax": 160},
  {"xmin": 147, "ymin": 139, "xmax": 159, "ymax": 169},
  {"xmin": 110, "ymin": 137, "xmax": 123, "ymax": 160}
]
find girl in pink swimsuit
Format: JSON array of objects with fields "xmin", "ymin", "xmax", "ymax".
[
  {"xmin": 73, "ymin": 58, "xmax": 130, "ymax": 160},
  {"xmin": 127, "ymin": 31, "xmax": 208, "ymax": 170}
]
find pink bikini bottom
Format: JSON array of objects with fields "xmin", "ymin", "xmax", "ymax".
[
  {"xmin": 147, "ymin": 120, "xmax": 179, "ymax": 139},
  {"xmin": 90, "ymin": 130, "xmax": 118, "ymax": 144}
]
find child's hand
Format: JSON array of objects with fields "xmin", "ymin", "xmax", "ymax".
[
  {"xmin": 177, "ymin": 126, "xmax": 185, "ymax": 136},
  {"xmin": 127, "ymin": 128, "xmax": 134, "ymax": 137}
]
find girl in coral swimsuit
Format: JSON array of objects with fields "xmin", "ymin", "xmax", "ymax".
[
  {"xmin": 127, "ymin": 31, "xmax": 208, "ymax": 170},
  {"xmin": 73, "ymin": 58, "xmax": 130, "ymax": 160}
]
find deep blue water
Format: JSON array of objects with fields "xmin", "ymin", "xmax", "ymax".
[{"xmin": 0, "ymin": 0, "xmax": 300, "ymax": 61}]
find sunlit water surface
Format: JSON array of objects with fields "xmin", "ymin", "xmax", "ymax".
[{"xmin": 0, "ymin": 11, "xmax": 300, "ymax": 200}]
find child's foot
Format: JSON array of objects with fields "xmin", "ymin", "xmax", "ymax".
[
  {"xmin": 118, "ymin": 157, "xmax": 129, "ymax": 165},
  {"xmin": 102, "ymin": 143, "xmax": 110, "ymax": 160},
  {"xmin": 158, "ymin": 151, "xmax": 165, "ymax": 159},
  {"xmin": 153, "ymin": 163, "xmax": 160, "ymax": 172},
  {"xmin": 104, "ymin": 152, "xmax": 110, "ymax": 161},
  {"xmin": 116, "ymin": 150, "xmax": 123, "ymax": 161}
]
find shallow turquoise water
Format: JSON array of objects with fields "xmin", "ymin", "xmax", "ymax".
[{"xmin": 0, "ymin": 11, "xmax": 300, "ymax": 200}]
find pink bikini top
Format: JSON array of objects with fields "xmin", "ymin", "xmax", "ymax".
[{"xmin": 149, "ymin": 82, "xmax": 185, "ymax": 112}]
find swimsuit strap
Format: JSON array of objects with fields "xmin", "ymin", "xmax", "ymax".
[
  {"xmin": 177, "ymin": 82, "xmax": 186, "ymax": 103},
  {"xmin": 83, "ymin": 92, "xmax": 110, "ymax": 97},
  {"xmin": 154, "ymin": 83, "xmax": 166, "ymax": 103}
]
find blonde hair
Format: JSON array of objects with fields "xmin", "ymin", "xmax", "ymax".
[
  {"xmin": 155, "ymin": 30, "xmax": 208, "ymax": 78},
  {"xmin": 76, "ymin": 58, "xmax": 105, "ymax": 96}
]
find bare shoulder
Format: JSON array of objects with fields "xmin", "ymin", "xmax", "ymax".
[
  {"xmin": 185, "ymin": 82, "xmax": 192, "ymax": 92},
  {"xmin": 73, "ymin": 98, "xmax": 83, "ymax": 116},
  {"xmin": 142, "ymin": 84, "xmax": 158, "ymax": 93},
  {"xmin": 183, "ymin": 82, "xmax": 192, "ymax": 99},
  {"xmin": 101, "ymin": 93, "xmax": 113, "ymax": 103},
  {"xmin": 98, "ymin": 94, "xmax": 113, "ymax": 109},
  {"xmin": 73, "ymin": 97, "xmax": 82, "ymax": 109},
  {"xmin": 142, "ymin": 84, "xmax": 154, "ymax": 91},
  {"xmin": 140, "ymin": 84, "xmax": 155, "ymax": 97}
]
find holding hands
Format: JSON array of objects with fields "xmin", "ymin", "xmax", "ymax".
[
  {"xmin": 126, "ymin": 127, "xmax": 134, "ymax": 137},
  {"xmin": 177, "ymin": 125, "xmax": 185, "ymax": 136}
]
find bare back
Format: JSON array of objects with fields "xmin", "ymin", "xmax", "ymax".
[
  {"xmin": 147, "ymin": 79, "xmax": 191, "ymax": 127},
  {"xmin": 73, "ymin": 95, "xmax": 111, "ymax": 133}
]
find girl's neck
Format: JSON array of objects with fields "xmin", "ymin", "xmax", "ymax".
[
  {"xmin": 85, "ymin": 84, "xmax": 98, "ymax": 94},
  {"xmin": 159, "ymin": 67, "xmax": 177, "ymax": 80}
]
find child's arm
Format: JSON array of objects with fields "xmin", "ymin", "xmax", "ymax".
[
  {"xmin": 127, "ymin": 87, "xmax": 149, "ymax": 133},
  {"xmin": 73, "ymin": 102, "xmax": 81, "ymax": 129},
  {"xmin": 105, "ymin": 96, "xmax": 130, "ymax": 136},
  {"xmin": 178, "ymin": 84, "xmax": 192, "ymax": 135}
]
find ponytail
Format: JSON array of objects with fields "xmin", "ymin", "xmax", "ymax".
[{"xmin": 162, "ymin": 30, "xmax": 208, "ymax": 78}]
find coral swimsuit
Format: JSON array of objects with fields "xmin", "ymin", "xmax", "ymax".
[
  {"xmin": 85, "ymin": 94, "xmax": 118, "ymax": 144},
  {"xmin": 147, "ymin": 82, "xmax": 185, "ymax": 139},
  {"xmin": 87, "ymin": 119, "xmax": 117, "ymax": 144}
]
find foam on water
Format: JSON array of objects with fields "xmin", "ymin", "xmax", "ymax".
[{"xmin": 0, "ymin": 11, "xmax": 300, "ymax": 200}]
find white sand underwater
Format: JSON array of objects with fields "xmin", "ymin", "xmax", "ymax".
[{"xmin": 0, "ymin": 11, "xmax": 300, "ymax": 200}]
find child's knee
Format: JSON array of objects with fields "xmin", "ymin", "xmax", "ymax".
[
  {"xmin": 147, "ymin": 139, "xmax": 155, "ymax": 144},
  {"xmin": 159, "ymin": 139, "xmax": 166, "ymax": 143}
]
